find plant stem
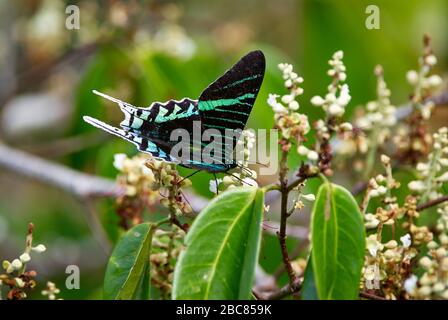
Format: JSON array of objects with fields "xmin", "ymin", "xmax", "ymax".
[
  {"xmin": 417, "ymin": 195, "xmax": 448, "ymax": 211},
  {"xmin": 277, "ymin": 148, "xmax": 297, "ymax": 289}
]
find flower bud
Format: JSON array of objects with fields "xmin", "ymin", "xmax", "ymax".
[
  {"xmin": 310, "ymin": 96, "xmax": 325, "ymax": 106},
  {"xmin": 32, "ymin": 244, "xmax": 46, "ymax": 253},
  {"xmin": 302, "ymin": 194, "xmax": 315, "ymax": 202},
  {"xmin": 307, "ymin": 151, "xmax": 319, "ymax": 161},
  {"xmin": 19, "ymin": 253, "xmax": 31, "ymax": 263},
  {"xmin": 11, "ymin": 259, "xmax": 22, "ymax": 270}
]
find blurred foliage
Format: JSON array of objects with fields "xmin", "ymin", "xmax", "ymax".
[{"xmin": 0, "ymin": 0, "xmax": 447, "ymax": 299}]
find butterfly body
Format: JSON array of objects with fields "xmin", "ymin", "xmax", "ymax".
[{"xmin": 84, "ymin": 50, "xmax": 265, "ymax": 173}]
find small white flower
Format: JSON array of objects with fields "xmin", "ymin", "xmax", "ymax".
[
  {"xmin": 425, "ymin": 54, "xmax": 437, "ymax": 66},
  {"xmin": 267, "ymin": 93, "xmax": 279, "ymax": 107},
  {"xmin": 427, "ymin": 75, "xmax": 442, "ymax": 87},
  {"xmin": 366, "ymin": 235, "xmax": 383, "ymax": 256},
  {"xmin": 369, "ymin": 189, "xmax": 380, "ymax": 198},
  {"xmin": 272, "ymin": 102, "xmax": 287, "ymax": 114},
  {"xmin": 380, "ymin": 154, "xmax": 390, "ymax": 165},
  {"xmin": 307, "ymin": 150, "xmax": 319, "ymax": 161},
  {"xmin": 11, "ymin": 259, "xmax": 22, "ymax": 270},
  {"xmin": 436, "ymin": 171, "xmax": 448, "ymax": 182},
  {"xmin": 416, "ymin": 162, "xmax": 429, "ymax": 171},
  {"xmin": 288, "ymin": 101, "xmax": 299, "ymax": 111},
  {"xmin": 406, "ymin": 70, "xmax": 419, "ymax": 85},
  {"xmin": 438, "ymin": 158, "xmax": 448, "ymax": 167},
  {"xmin": 404, "ymin": 275, "xmax": 418, "ymax": 294},
  {"xmin": 328, "ymin": 103, "xmax": 344, "ymax": 117},
  {"xmin": 297, "ymin": 145, "xmax": 309, "ymax": 156},
  {"xmin": 32, "ymin": 244, "xmax": 47, "ymax": 253},
  {"xmin": 339, "ymin": 122, "xmax": 353, "ymax": 131},
  {"xmin": 384, "ymin": 240, "xmax": 398, "ymax": 249},
  {"xmin": 400, "ymin": 234, "xmax": 412, "ymax": 248},
  {"xmin": 337, "ymin": 84, "xmax": 351, "ymax": 106},
  {"xmin": 333, "ymin": 50, "xmax": 344, "ymax": 60},
  {"xmin": 113, "ymin": 153, "xmax": 127, "ymax": 171},
  {"xmin": 19, "ymin": 253, "xmax": 31, "ymax": 263},
  {"xmin": 377, "ymin": 186, "xmax": 387, "ymax": 195},
  {"xmin": 302, "ymin": 194, "xmax": 315, "ymax": 202},
  {"xmin": 408, "ymin": 180, "xmax": 426, "ymax": 192},
  {"xmin": 419, "ymin": 256, "xmax": 432, "ymax": 269},
  {"xmin": 281, "ymin": 94, "xmax": 294, "ymax": 104},
  {"xmin": 310, "ymin": 95, "xmax": 325, "ymax": 106}
]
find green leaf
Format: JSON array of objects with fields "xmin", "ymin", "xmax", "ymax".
[
  {"xmin": 172, "ymin": 187, "xmax": 264, "ymax": 299},
  {"xmin": 311, "ymin": 182, "xmax": 365, "ymax": 300},
  {"xmin": 301, "ymin": 253, "xmax": 318, "ymax": 300},
  {"xmin": 103, "ymin": 222, "xmax": 155, "ymax": 300}
]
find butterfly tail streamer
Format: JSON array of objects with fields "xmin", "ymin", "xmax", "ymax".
[
  {"xmin": 92, "ymin": 90, "xmax": 140, "ymax": 130},
  {"xmin": 83, "ymin": 116, "xmax": 173, "ymax": 162}
]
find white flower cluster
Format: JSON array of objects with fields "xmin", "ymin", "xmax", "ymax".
[
  {"xmin": 407, "ymin": 233, "xmax": 448, "ymax": 299},
  {"xmin": 362, "ymin": 154, "xmax": 400, "ymax": 218},
  {"xmin": 406, "ymin": 128, "xmax": 448, "ymax": 298},
  {"xmin": 2, "ymin": 245, "xmax": 46, "ymax": 275},
  {"xmin": 406, "ymin": 52, "xmax": 442, "ymax": 119},
  {"xmin": 209, "ymin": 130, "xmax": 258, "ymax": 193},
  {"xmin": 408, "ymin": 127, "xmax": 448, "ymax": 200},
  {"xmin": 311, "ymin": 51, "xmax": 351, "ymax": 117},
  {"xmin": 113, "ymin": 153, "xmax": 156, "ymax": 196},
  {"xmin": 268, "ymin": 64, "xmax": 310, "ymax": 137},
  {"xmin": 357, "ymin": 65, "xmax": 396, "ymax": 131},
  {"xmin": 363, "ymin": 232, "xmax": 416, "ymax": 298}
]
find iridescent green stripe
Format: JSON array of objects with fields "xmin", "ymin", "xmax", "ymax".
[
  {"xmin": 198, "ymin": 93, "xmax": 255, "ymax": 111},
  {"xmin": 221, "ymin": 74, "xmax": 261, "ymax": 89},
  {"xmin": 203, "ymin": 123, "xmax": 230, "ymax": 130},
  {"xmin": 203, "ymin": 116, "xmax": 245, "ymax": 125},
  {"xmin": 213, "ymin": 108, "xmax": 250, "ymax": 116}
]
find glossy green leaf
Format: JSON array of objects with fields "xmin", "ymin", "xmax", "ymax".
[
  {"xmin": 103, "ymin": 222, "xmax": 155, "ymax": 300},
  {"xmin": 311, "ymin": 182, "xmax": 365, "ymax": 300},
  {"xmin": 301, "ymin": 253, "xmax": 318, "ymax": 300},
  {"xmin": 172, "ymin": 187, "xmax": 264, "ymax": 300}
]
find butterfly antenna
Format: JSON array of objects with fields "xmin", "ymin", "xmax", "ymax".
[{"xmin": 178, "ymin": 170, "xmax": 201, "ymax": 184}]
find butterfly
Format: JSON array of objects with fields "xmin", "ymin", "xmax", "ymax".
[{"xmin": 83, "ymin": 50, "xmax": 265, "ymax": 174}]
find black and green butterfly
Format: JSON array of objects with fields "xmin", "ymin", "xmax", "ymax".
[{"xmin": 83, "ymin": 50, "xmax": 265, "ymax": 173}]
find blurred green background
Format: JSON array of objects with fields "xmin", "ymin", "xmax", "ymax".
[{"xmin": 0, "ymin": 0, "xmax": 446, "ymax": 299}]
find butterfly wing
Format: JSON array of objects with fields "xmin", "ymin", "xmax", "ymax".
[
  {"xmin": 88, "ymin": 91, "xmax": 201, "ymax": 159},
  {"xmin": 83, "ymin": 116, "xmax": 174, "ymax": 162},
  {"xmin": 197, "ymin": 50, "xmax": 265, "ymax": 165}
]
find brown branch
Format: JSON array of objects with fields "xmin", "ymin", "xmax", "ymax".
[
  {"xmin": 417, "ymin": 195, "xmax": 448, "ymax": 211},
  {"xmin": 273, "ymin": 240, "xmax": 309, "ymax": 280},
  {"xmin": 0, "ymin": 143, "xmax": 124, "ymax": 199},
  {"xmin": 359, "ymin": 290, "xmax": 387, "ymax": 300},
  {"xmin": 277, "ymin": 147, "xmax": 298, "ymax": 287},
  {"xmin": 22, "ymin": 132, "xmax": 110, "ymax": 158},
  {"xmin": 0, "ymin": 42, "xmax": 98, "ymax": 107},
  {"xmin": 264, "ymin": 279, "xmax": 302, "ymax": 300}
]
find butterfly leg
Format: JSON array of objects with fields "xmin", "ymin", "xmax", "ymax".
[
  {"xmin": 213, "ymin": 173, "xmax": 219, "ymax": 195},
  {"xmin": 224, "ymin": 171, "xmax": 255, "ymax": 186}
]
